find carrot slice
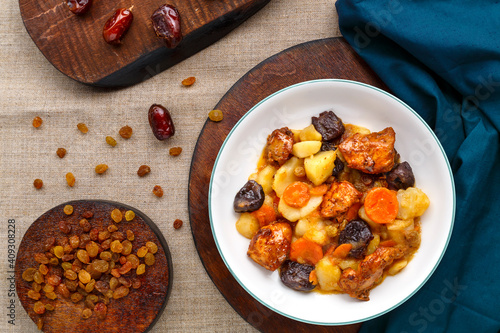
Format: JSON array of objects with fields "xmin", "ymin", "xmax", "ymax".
[
  {"xmin": 331, "ymin": 243, "xmax": 352, "ymax": 259},
  {"xmin": 283, "ymin": 181, "xmax": 311, "ymax": 208},
  {"xmin": 289, "ymin": 238, "xmax": 323, "ymax": 265},
  {"xmin": 363, "ymin": 187, "xmax": 399, "ymax": 224},
  {"xmin": 379, "ymin": 240, "xmax": 397, "ymax": 247},
  {"xmin": 251, "ymin": 204, "xmax": 276, "ymax": 227},
  {"xmin": 310, "ymin": 184, "xmax": 328, "ymax": 196},
  {"xmin": 346, "ymin": 202, "xmax": 362, "ymax": 221},
  {"xmin": 309, "ymin": 270, "xmax": 318, "ymax": 286}
]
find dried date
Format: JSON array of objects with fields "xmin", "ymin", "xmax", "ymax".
[
  {"xmin": 148, "ymin": 104, "xmax": 175, "ymax": 140},
  {"xmin": 151, "ymin": 4, "xmax": 182, "ymax": 48},
  {"xmin": 66, "ymin": 0, "xmax": 93, "ymax": 15},
  {"xmin": 103, "ymin": 8, "xmax": 134, "ymax": 45}
]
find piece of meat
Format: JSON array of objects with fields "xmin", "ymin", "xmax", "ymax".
[
  {"xmin": 338, "ymin": 127, "xmax": 396, "ymax": 174},
  {"xmin": 338, "ymin": 246, "xmax": 404, "ymax": 301},
  {"xmin": 320, "ymin": 181, "xmax": 362, "ymax": 222},
  {"xmin": 266, "ymin": 127, "xmax": 294, "ymax": 165},
  {"xmin": 247, "ymin": 222, "xmax": 292, "ymax": 271}
]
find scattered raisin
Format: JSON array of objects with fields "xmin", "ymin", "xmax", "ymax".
[
  {"xmin": 82, "ymin": 308, "xmax": 92, "ymax": 319},
  {"xmin": 77, "ymin": 123, "xmax": 89, "ymax": 133},
  {"xmin": 144, "ymin": 253, "xmax": 155, "ymax": 266},
  {"xmin": 111, "ymin": 209, "xmax": 123, "ymax": 223},
  {"xmin": 137, "ymin": 246, "xmax": 148, "ymax": 258},
  {"xmin": 27, "ymin": 290, "xmax": 41, "ymax": 300},
  {"xmin": 32, "ymin": 116, "xmax": 43, "ymax": 128},
  {"xmin": 79, "ymin": 219, "xmax": 91, "ymax": 232},
  {"xmin": 182, "ymin": 76, "xmax": 196, "ymax": 86},
  {"xmin": 119, "ymin": 125, "xmax": 133, "ymax": 139},
  {"xmin": 136, "ymin": 264, "xmax": 146, "ymax": 275},
  {"xmin": 66, "ymin": 172, "xmax": 76, "ymax": 187},
  {"xmin": 95, "ymin": 164, "xmax": 109, "ymax": 174},
  {"xmin": 106, "ymin": 136, "xmax": 117, "ymax": 147},
  {"xmin": 63, "ymin": 205, "xmax": 74, "ymax": 215},
  {"xmin": 126, "ymin": 230, "xmax": 135, "ymax": 241},
  {"xmin": 94, "ymin": 303, "xmax": 107, "ymax": 320},
  {"xmin": 208, "ymin": 109, "xmax": 223, "ymax": 122},
  {"xmin": 113, "ymin": 286, "xmax": 129, "ymax": 299},
  {"xmin": 82, "ymin": 210, "xmax": 93, "ymax": 219},
  {"xmin": 57, "ymin": 148, "xmax": 67, "ymax": 158},
  {"xmin": 169, "ymin": 147, "xmax": 182, "ymax": 156},
  {"xmin": 125, "ymin": 210, "xmax": 135, "ymax": 221},
  {"xmin": 23, "ymin": 268, "xmax": 37, "ymax": 281},
  {"xmin": 152, "ymin": 185, "xmax": 164, "ymax": 197},
  {"xmin": 137, "ymin": 165, "xmax": 151, "ymax": 177},
  {"xmin": 173, "ymin": 219, "xmax": 183, "ymax": 229},
  {"xmin": 33, "ymin": 301, "xmax": 45, "ymax": 314},
  {"xmin": 34, "ymin": 253, "xmax": 49, "ymax": 265},
  {"xmin": 33, "ymin": 179, "xmax": 43, "ymax": 189}
]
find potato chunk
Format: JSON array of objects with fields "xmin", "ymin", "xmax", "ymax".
[
  {"xmin": 278, "ymin": 195, "xmax": 323, "ymax": 222},
  {"xmin": 273, "ymin": 157, "xmax": 303, "ymax": 197},
  {"xmin": 292, "ymin": 141, "xmax": 322, "ymax": 158},
  {"xmin": 256, "ymin": 165, "xmax": 277, "ymax": 194},
  {"xmin": 299, "ymin": 124, "xmax": 323, "ymax": 141},
  {"xmin": 304, "ymin": 150, "xmax": 336, "ymax": 186},
  {"xmin": 315, "ymin": 257, "xmax": 341, "ymax": 291},
  {"xmin": 396, "ymin": 187, "xmax": 430, "ymax": 220},
  {"xmin": 235, "ymin": 213, "xmax": 260, "ymax": 239},
  {"xmin": 247, "ymin": 222, "xmax": 292, "ymax": 271}
]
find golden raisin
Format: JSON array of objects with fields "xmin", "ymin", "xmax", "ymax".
[
  {"xmin": 110, "ymin": 240, "xmax": 123, "ymax": 253},
  {"xmin": 57, "ymin": 148, "xmax": 67, "ymax": 158},
  {"xmin": 152, "ymin": 185, "xmax": 164, "ymax": 197},
  {"xmin": 32, "ymin": 116, "xmax": 43, "ymax": 128},
  {"xmin": 113, "ymin": 286, "xmax": 129, "ymax": 299},
  {"xmin": 34, "ymin": 253, "xmax": 49, "ymax": 265},
  {"xmin": 106, "ymin": 136, "xmax": 117, "ymax": 147},
  {"xmin": 111, "ymin": 209, "xmax": 122, "ymax": 223},
  {"xmin": 126, "ymin": 254, "xmax": 140, "ymax": 269},
  {"xmin": 121, "ymin": 240, "xmax": 133, "ymax": 256},
  {"xmin": 77, "ymin": 250, "xmax": 90, "ymax": 264},
  {"xmin": 77, "ymin": 123, "xmax": 89, "ymax": 133},
  {"xmin": 33, "ymin": 179, "xmax": 43, "ymax": 189},
  {"xmin": 119, "ymin": 125, "xmax": 133, "ymax": 139},
  {"xmin": 43, "ymin": 284, "xmax": 54, "ymax": 293},
  {"xmin": 39, "ymin": 264, "xmax": 49, "ymax": 275},
  {"xmin": 169, "ymin": 147, "xmax": 182, "ymax": 156},
  {"xmin": 33, "ymin": 301, "xmax": 45, "ymax": 314},
  {"xmin": 94, "ymin": 303, "xmax": 107, "ymax": 320},
  {"xmin": 136, "ymin": 264, "xmax": 146, "ymax": 275},
  {"xmin": 28, "ymin": 290, "xmax": 41, "ymax": 300},
  {"xmin": 137, "ymin": 165, "xmax": 151, "ymax": 177},
  {"xmin": 63, "ymin": 205, "xmax": 74, "ymax": 215},
  {"xmin": 86, "ymin": 241, "xmax": 99, "ymax": 258},
  {"xmin": 53, "ymin": 246, "xmax": 64, "ymax": 258},
  {"xmin": 144, "ymin": 253, "xmax": 155, "ymax": 266},
  {"xmin": 23, "ymin": 268, "xmax": 37, "ymax": 281},
  {"xmin": 146, "ymin": 241, "xmax": 158, "ymax": 254},
  {"xmin": 33, "ymin": 271, "xmax": 44, "ymax": 284},
  {"xmin": 32, "ymin": 282, "xmax": 42, "ymax": 292},
  {"xmin": 59, "ymin": 220, "xmax": 72, "ymax": 234},
  {"xmin": 95, "ymin": 164, "xmax": 109, "ymax": 174},
  {"xmin": 45, "ymin": 304, "xmax": 55, "ymax": 311},
  {"xmin": 125, "ymin": 210, "xmax": 135, "ymax": 221},
  {"xmin": 46, "ymin": 291, "xmax": 58, "ymax": 300},
  {"xmin": 64, "ymin": 270, "xmax": 78, "ymax": 280},
  {"xmin": 71, "ymin": 292, "xmax": 83, "ymax": 303},
  {"xmin": 82, "ymin": 308, "xmax": 92, "ymax": 319},
  {"xmin": 79, "ymin": 219, "xmax": 91, "ymax": 232},
  {"xmin": 79, "ymin": 270, "xmax": 91, "ymax": 284},
  {"xmin": 137, "ymin": 246, "xmax": 148, "ymax": 258},
  {"xmin": 208, "ymin": 109, "xmax": 223, "ymax": 122},
  {"xmin": 173, "ymin": 219, "xmax": 183, "ymax": 229},
  {"xmin": 126, "ymin": 230, "xmax": 135, "ymax": 241},
  {"xmin": 181, "ymin": 76, "xmax": 196, "ymax": 86},
  {"xmin": 66, "ymin": 172, "xmax": 76, "ymax": 187}
]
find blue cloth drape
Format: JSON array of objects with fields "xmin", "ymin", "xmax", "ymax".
[{"xmin": 336, "ymin": 1, "xmax": 500, "ymax": 332}]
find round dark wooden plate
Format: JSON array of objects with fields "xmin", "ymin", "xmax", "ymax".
[
  {"xmin": 15, "ymin": 200, "xmax": 172, "ymax": 333},
  {"xmin": 188, "ymin": 37, "xmax": 389, "ymax": 332}
]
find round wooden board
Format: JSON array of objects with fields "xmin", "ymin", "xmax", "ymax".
[
  {"xmin": 15, "ymin": 200, "xmax": 172, "ymax": 333},
  {"xmin": 188, "ymin": 37, "xmax": 388, "ymax": 332}
]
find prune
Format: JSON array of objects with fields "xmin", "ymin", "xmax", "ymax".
[
  {"xmin": 148, "ymin": 104, "xmax": 175, "ymax": 140},
  {"xmin": 331, "ymin": 158, "xmax": 344, "ymax": 177},
  {"xmin": 320, "ymin": 141, "xmax": 336, "ymax": 151},
  {"xmin": 151, "ymin": 4, "xmax": 182, "ymax": 48},
  {"xmin": 279, "ymin": 260, "xmax": 316, "ymax": 292},
  {"xmin": 66, "ymin": 0, "xmax": 93, "ymax": 15},
  {"xmin": 339, "ymin": 219, "xmax": 373, "ymax": 259},
  {"xmin": 233, "ymin": 180, "xmax": 265, "ymax": 213},
  {"xmin": 312, "ymin": 111, "xmax": 345, "ymax": 141},
  {"xmin": 103, "ymin": 8, "xmax": 134, "ymax": 45},
  {"xmin": 386, "ymin": 161, "xmax": 415, "ymax": 190}
]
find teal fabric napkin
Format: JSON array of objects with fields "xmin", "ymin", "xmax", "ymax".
[{"xmin": 336, "ymin": 1, "xmax": 500, "ymax": 332}]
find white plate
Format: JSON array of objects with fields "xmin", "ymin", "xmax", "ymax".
[{"xmin": 209, "ymin": 79, "xmax": 455, "ymax": 325}]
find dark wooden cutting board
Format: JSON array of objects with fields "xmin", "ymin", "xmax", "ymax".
[
  {"xmin": 19, "ymin": 0, "xmax": 270, "ymax": 87},
  {"xmin": 188, "ymin": 37, "xmax": 389, "ymax": 332}
]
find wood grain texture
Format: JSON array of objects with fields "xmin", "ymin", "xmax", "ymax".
[
  {"xmin": 188, "ymin": 37, "xmax": 389, "ymax": 332},
  {"xmin": 15, "ymin": 200, "xmax": 172, "ymax": 333},
  {"xmin": 19, "ymin": 0, "xmax": 270, "ymax": 87}
]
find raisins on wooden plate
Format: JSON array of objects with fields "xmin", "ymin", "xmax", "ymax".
[{"xmin": 15, "ymin": 200, "xmax": 172, "ymax": 333}]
